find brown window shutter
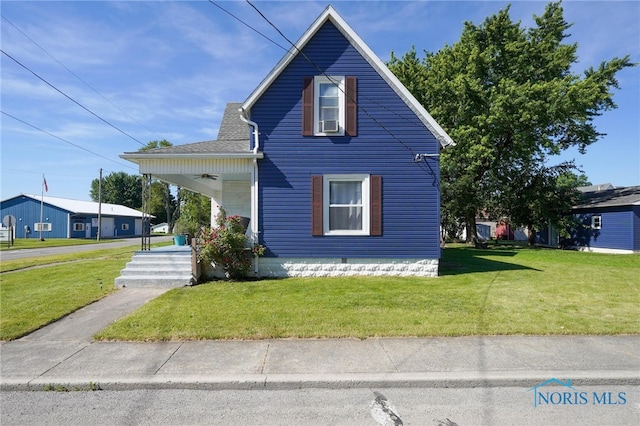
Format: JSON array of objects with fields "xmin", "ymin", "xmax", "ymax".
[
  {"xmin": 370, "ymin": 175, "xmax": 382, "ymax": 235},
  {"xmin": 311, "ymin": 175, "xmax": 323, "ymax": 236},
  {"xmin": 345, "ymin": 76, "xmax": 357, "ymax": 136},
  {"xmin": 302, "ymin": 77, "xmax": 314, "ymax": 136}
]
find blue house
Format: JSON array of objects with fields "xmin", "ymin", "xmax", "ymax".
[
  {"xmin": 0, "ymin": 194, "xmax": 148, "ymax": 239},
  {"xmin": 121, "ymin": 6, "xmax": 454, "ymax": 277},
  {"xmin": 569, "ymin": 185, "xmax": 640, "ymax": 254}
]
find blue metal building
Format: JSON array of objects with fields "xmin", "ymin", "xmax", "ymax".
[{"xmin": 0, "ymin": 194, "xmax": 147, "ymax": 239}]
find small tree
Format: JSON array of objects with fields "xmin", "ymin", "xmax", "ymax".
[
  {"xmin": 198, "ymin": 209, "xmax": 264, "ymax": 280},
  {"xmin": 174, "ymin": 190, "xmax": 211, "ymax": 236}
]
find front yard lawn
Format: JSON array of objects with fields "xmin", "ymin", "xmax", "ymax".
[
  {"xmin": 95, "ymin": 246, "xmax": 639, "ymax": 341},
  {"xmin": 0, "ymin": 245, "xmax": 167, "ymax": 340}
]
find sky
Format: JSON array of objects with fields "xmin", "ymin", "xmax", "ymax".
[{"xmin": 1, "ymin": 0, "xmax": 639, "ymax": 202}]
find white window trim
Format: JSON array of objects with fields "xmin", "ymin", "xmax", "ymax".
[
  {"xmin": 314, "ymin": 75, "xmax": 345, "ymax": 136},
  {"xmin": 323, "ymin": 174, "xmax": 370, "ymax": 236},
  {"xmin": 591, "ymin": 215, "xmax": 602, "ymax": 229},
  {"xmin": 35, "ymin": 223, "xmax": 52, "ymax": 232}
]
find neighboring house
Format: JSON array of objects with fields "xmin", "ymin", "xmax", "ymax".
[
  {"xmin": 151, "ymin": 222, "xmax": 169, "ymax": 234},
  {"xmin": 121, "ymin": 6, "xmax": 454, "ymax": 277},
  {"xmin": 569, "ymin": 185, "xmax": 640, "ymax": 254},
  {"xmin": 0, "ymin": 194, "xmax": 149, "ymax": 239}
]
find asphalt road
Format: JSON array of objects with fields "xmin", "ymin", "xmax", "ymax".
[
  {"xmin": 0, "ymin": 236, "xmax": 173, "ymax": 261},
  {"xmin": 2, "ymin": 387, "xmax": 639, "ymax": 425}
]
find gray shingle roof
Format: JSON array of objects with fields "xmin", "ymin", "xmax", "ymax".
[
  {"xmin": 578, "ymin": 183, "xmax": 615, "ymax": 193},
  {"xmin": 573, "ymin": 185, "xmax": 640, "ymax": 210},
  {"xmin": 126, "ymin": 103, "xmax": 250, "ymax": 155}
]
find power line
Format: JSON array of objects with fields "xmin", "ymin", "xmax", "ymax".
[
  {"xmin": 1, "ymin": 110, "xmax": 138, "ymax": 171},
  {"xmin": 207, "ymin": 1, "xmax": 289, "ymax": 52},
  {"xmin": 1, "ymin": 15, "xmax": 163, "ymax": 141},
  {"xmin": 1, "ymin": 49, "xmax": 146, "ymax": 147}
]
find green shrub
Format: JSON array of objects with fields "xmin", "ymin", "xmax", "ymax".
[{"xmin": 198, "ymin": 209, "xmax": 264, "ymax": 280}]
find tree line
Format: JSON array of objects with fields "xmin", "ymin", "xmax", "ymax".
[{"xmin": 89, "ymin": 140, "xmax": 209, "ymax": 235}]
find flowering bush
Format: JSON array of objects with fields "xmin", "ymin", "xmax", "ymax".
[{"xmin": 198, "ymin": 209, "xmax": 265, "ymax": 280}]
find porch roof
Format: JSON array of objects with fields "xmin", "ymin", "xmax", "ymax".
[{"xmin": 119, "ymin": 103, "xmax": 261, "ymax": 197}]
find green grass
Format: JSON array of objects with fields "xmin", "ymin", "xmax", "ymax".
[
  {"xmin": 95, "ymin": 246, "xmax": 640, "ymax": 341},
  {"xmin": 0, "ymin": 242, "xmax": 171, "ymax": 340}
]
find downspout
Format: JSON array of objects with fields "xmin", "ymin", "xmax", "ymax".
[
  {"xmin": 239, "ymin": 108, "xmax": 260, "ymax": 275},
  {"xmin": 239, "ymin": 107, "xmax": 259, "ymax": 154}
]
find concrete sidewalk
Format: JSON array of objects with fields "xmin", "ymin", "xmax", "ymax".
[{"xmin": 1, "ymin": 288, "xmax": 639, "ymax": 391}]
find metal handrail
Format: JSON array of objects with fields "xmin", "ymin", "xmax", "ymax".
[{"xmin": 189, "ymin": 227, "xmax": 206, "ymax": 285}]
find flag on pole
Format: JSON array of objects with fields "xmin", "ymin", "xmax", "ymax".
[{"xmin": 43, "ymin": 175, "xmax": 48, "ymax": 192}]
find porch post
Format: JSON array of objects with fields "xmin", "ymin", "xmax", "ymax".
[
  {"xmin": 141, "ymin": 174, "xmax": 151, "ymax": 250},
  {"xmin": 251, "ymin": 159, "xmax": 259, "ymax": 274}
]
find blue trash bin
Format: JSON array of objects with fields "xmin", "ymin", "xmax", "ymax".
[{"xmin": 173, "ymin": 235, "xmax": 186, "ymax": 245}]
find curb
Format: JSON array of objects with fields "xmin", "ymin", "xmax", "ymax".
[{"xmin": 3, "ymin": 371, "xmax": 639, "ymax": 392}]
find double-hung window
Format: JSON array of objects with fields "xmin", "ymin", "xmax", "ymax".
[
  {"xmin": 325, "ymin": 175, "xmax": 369, "ymax": 234},
  {"xmin": 302, "ymin": 76, "xmax": 357, "ymax": 136},
  {"xmin": 591, "ymin": 215, "xmax": 602, "ymax": 229},
  {"xmin": 312, "ymin": 174, "xmax": 382, "ymax": 236},
  {"xmin": 315, "ymin": 76, "xmax": 344, "ymax": 135}
]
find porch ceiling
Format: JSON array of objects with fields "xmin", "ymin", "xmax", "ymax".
[{"xmin": 124, "ymin": 156, "xmax": 259, "ymax": 197}]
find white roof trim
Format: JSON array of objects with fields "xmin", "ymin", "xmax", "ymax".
[
  {"xmin": 242, "ymin": 5, "xmax": 455, "ymax": 149},
  {"xmin": 120, "ymin": 152, "xmax": 264, "ymax": 162}
]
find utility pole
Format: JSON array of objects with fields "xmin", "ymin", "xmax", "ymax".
[{"xmin": 97, "ymin": 168, "xmax": 102, "ymax": 241}]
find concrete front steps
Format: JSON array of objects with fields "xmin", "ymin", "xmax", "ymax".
[{"xmin": 115, "ymin": 247, "xmax": 194, "ymax": 288}]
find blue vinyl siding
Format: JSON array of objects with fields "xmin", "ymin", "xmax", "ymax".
[
  {"xmin": 634, "ymin": 206, "xmax": 640, "ymax": 251},
  {"xmin": 577, "ymin": 209, "xmax": 635, "ymax": 251},
  {"xmin": 252, "ymin": 22, "xmax": 441, "ymax": 259}
]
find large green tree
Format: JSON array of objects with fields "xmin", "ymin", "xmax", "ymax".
[
  {"xmin": 90, "ymin": 171, "xmax": 141, "ymax": 209},
  {"xmin": 388, "ymin": 1, "xmax": 634, "ymax": 243}
]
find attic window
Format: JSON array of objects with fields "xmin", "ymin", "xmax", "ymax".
[
  {"xmin": 316, "ymin": 76, "xmax": 343, "ymax": 135},
  {"xmin": 303, "ymin": 76, "xmax": 357, "ymax": 137}
]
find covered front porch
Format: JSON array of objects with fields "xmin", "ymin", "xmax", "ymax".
[{"xmin": 119, "ymin": 103, "xmax": 262, "ymax": 246}]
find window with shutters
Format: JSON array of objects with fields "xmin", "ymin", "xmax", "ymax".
[
  {"xmin": 303, "ymin": 76, "xmax": 357, "ymax": 137},
  {"xmin": 312, "ymin": 174, "xmax": 382, "ymax": 236}
]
